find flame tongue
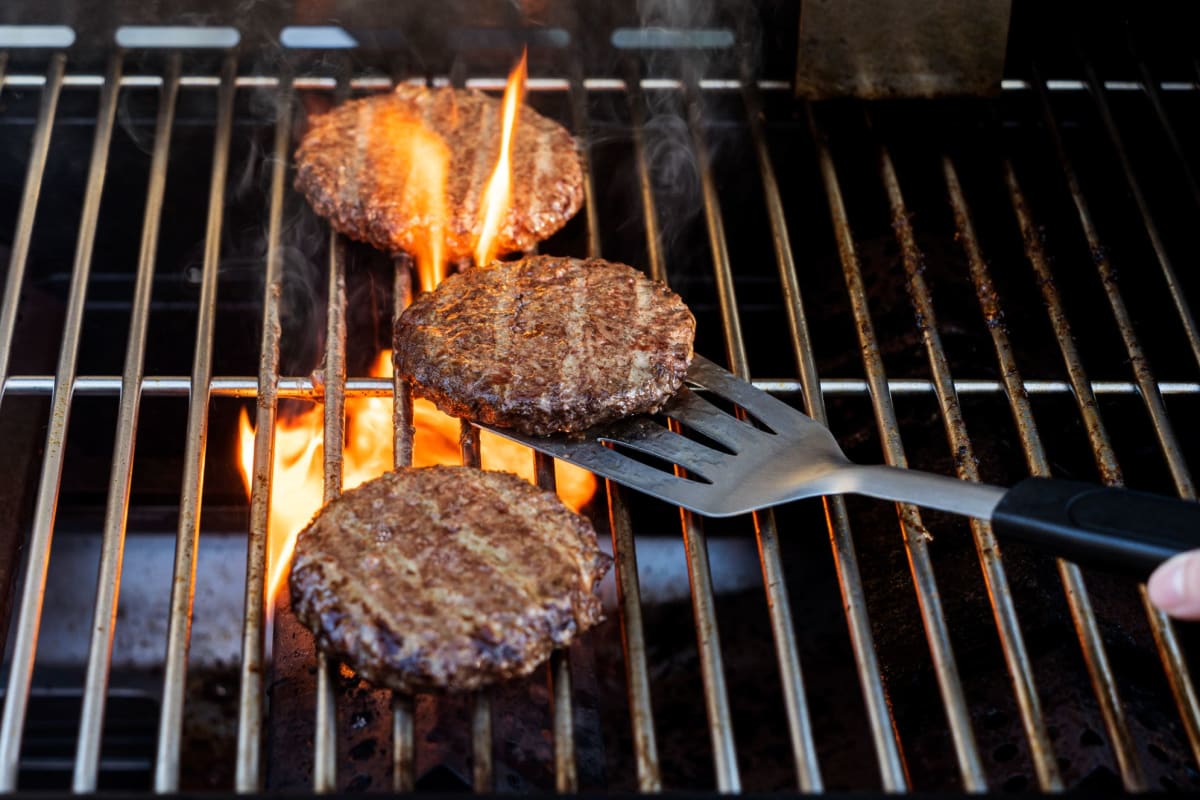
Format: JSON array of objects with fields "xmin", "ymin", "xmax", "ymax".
[
  {"xmin": 473, "ymin": 49, "xmax": 528, "ymax": 268},
  {"xmin": 371, "ymin": 114, "xmax": 451, "ymax": 292}
]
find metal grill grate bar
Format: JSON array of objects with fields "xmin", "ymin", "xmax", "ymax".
[
  {"xmin": 682, "ymin": 72, "xmax": 822, "ymax": 792},
  {"xmin": 1079, "ymin": 59, "xmax": 1200, "ymax": 370},
  {"xmin": 0, "ymin": 53, "xmax": 63, "ymax": 414},
  {"xmin": 808, "ymin": 105, "xmax": 987, "ymax": 790},
  {"xmin": 74, "ymin": 53, "xmax": 181, "ymax": 793},
  {"xmin": 877, "ymin": 129, "xmax": 1063, "ymax": 790},
  {"xmin": 741, "ymin": 76, "xmax": 905, "ymax": 791},
  {"xmin": 941, "ymin": 154, "xmax": 1147, "ymax": 790},
  {"xmin": 153, "ymin": 54, "xmax": 236, "ymax": 792},
  {"xmin": 1033, "ymin": 70, "xmax": 1200, "ymax": 771},
  {"xmin": 233, "ymin": 68, "xmax": 291, "ymax": 793},
  {"xmin": 0, "ymin": 52, "xmax": 118, "ymax": 792},
  {"xmin": 3, "ymin": 374, "xmax": 1196, "ymax": 399},
  {"xmin": 457, "ymin": 419, "xmax": 495, "ymax": 792},
  {"xmin": 629, "ymin": 65, "xmax": 741, "ymax": 792},
  {"xmin": 595, "ymin": 67, "xmax": 663, "ymax": 795},
  {"xmin": 312, "ymin": 231, "xmax": 349, "ymax": 792},
  {"xmin": 1003, "ymin": 86, "xmax": 1200, "ymax": 777},
  {"xmin": 391, "ymin": 255, "xmax": 416, "ymax": 790}
]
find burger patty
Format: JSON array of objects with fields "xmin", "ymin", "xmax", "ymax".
[
  {"xmin": 394, "ymin": 256, "xmax": 696, "ymax": 436},
  {"xmin": 294, "ymin": 86, "xmax": 584, "ymax": 261},
  {"xmin": 289, "ymin": 466, "xmax": 610, "ymax": 693}
]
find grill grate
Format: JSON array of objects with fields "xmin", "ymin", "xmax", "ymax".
[{"xmin": 0, "ymin": 30, "xmax": 1199, "ymax": 794}]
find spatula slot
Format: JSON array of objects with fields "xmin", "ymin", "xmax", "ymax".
[{"xmin": 600, "ymin": 440, "xmax": 715, "ymax": 485}]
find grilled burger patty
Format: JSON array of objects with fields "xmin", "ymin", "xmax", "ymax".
[
  {"xmin": 294, "ymin": 86, "xmax": 584, "ymax": 261},
  {"xmin": 394, "ymin": 256, "xmax": 696, "ymax": 436},
  {"xmin": 289, "ymin": 466, "xmax": 610, "ymax": 693}
]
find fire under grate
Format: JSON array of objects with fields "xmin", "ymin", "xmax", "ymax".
[{"xmin": 1, "ymin": 7, "xmax": 1200, "ymax": 795}]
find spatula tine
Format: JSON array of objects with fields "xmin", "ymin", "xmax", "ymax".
[
  {"xmin": 661, "ymin": 388, "xmax": 760, "ymax": 452},
  {"xmin": 686, "ymin": 356, "xmax": 805, "ymax": 434},
  {"xmin": 599, "ymin": 416, "xmax": 734, "ymax": 480}
]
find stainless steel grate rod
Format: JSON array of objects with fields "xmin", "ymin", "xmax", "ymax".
[
  {"xmin": 809, "ymin": 104, "xmax": 987, "ymax": 790},
  {"xmin": 391, "ymin": 255, "xmax": 416, "ymax": 792},
  {"xmin": 942, "ymin": 153, "xmax": 1147, "ymax": 790},
  {"xmin": 1035, "ymin": 67, "xmax": 1200, "ymax": 771},
  {"xmin": 681, "ymin": 71, "xmax": 819, "ymax": 792},
  {"xmin": 233, "ymin": 68, "xmax": 291, "ymax": 793},
  {"xmin": 0, "ymin": 52, "xmax": 119, "ymax": 792},
  {"xmin": 875, "ymin": 123, "xmax": 1062, "ymax": 790},
  {"xmin": 6, "ymin": 375, "xmax": 1196, "ymax": 397},
  {"xmin": 1004, "ymin": 92, "xmax": 1200, "ymax": 781},
  {"xmin": 73, "ymin": 53, "xmax": 181, "ymax": 793},
  {"xmin": 3, "ymin": 72, "xmax": 1192, "ymax": 93},
  {"xmin": 591, "ymin": 64, "xmax": 663, "ymax": 793},
  {"xmin": 0, "ymin": 72, "xmax": 793, "ymax": 91},
  {"xmin": 153, "ymin": 53, "xmax": 237, "ymax": 793},
  {"xmin": 741, "ymin": 75, "xmax": 904, "ymax": 791},
  {"xmin": 636, "ymin": 65, "xmax": 741, "ymax": 793}
]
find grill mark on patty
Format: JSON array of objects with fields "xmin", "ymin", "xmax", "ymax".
[
  {"xmin": 289, "ymin": 466, "xmax": 608, "ymax": 692},
  {"xmin": 556, "ymin": 263, "xmax": 590, "ymax": 409},
  {"xmin": 489, "ymin": 256, "xmax": 520, "ymax": 411},
  {"xmin": 395, "ymin": 256, "xmax": 696, "ymax": 435},
  {"xmin": 625, "ymin": 276, "xmax": 654, "ymax": 389},
  {"xmin": 405, "ymin": 479, "xmax": 544, "ymax": 605}
]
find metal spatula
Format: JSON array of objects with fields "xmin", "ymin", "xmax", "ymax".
[{"xmin": 480, "ymin": 356, "xmax": 1200, "ymax": 579}]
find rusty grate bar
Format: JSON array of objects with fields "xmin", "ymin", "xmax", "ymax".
[
  {"xmin": 807, "ymin": 104, "xmax": 987, "ymax": 790},
  {"xmin": 871, "ymin": 118, "xmax": 1063, "ymax": 791},
  {"xmin": 153, "ymin": 53, "xmax": 236, "ymax": 792},
  {"xmin": 0, "ymin": 51, "xmax": 118, "ymax": 791},
  {"xmin": 318, "ymin": 233, "xmax": 350, "ymax": 790},
  {"xmin": 1029, "ymin": 69, "xmax": 1200, "ymax": 771},
  {"xmin": 1078, "ymin": 58, "xmax": 1200, "ymax": 370},
  {"xmin": 941, "ymin": 153, "xmax": 1147, "ymax": 790},
  {"xmin": 739, "ymin": 75, "xmax": 905, "ymax": 791},
  {"xmin": 391, "ymin": 255, "xmax": 416, "ymax": 791},
  {"xmin": 233, "ymin": 66, "xmax": 291, "ymax": 793},
  {"xmin": 74, "ymin": 53, "xmax": 181, "ymax": 793},
  {"xmin": 312, "ymin": 231, "xmax": 349, "ymax": 793},
  {"xmin": 459, "ymin": 419, "xmax": 495, "ymax": 792}
]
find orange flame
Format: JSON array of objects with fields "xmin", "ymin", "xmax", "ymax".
[
  {"xmin": 374, "ymin": 116, "xmax": 451, "ymax": 292},
  {"xmin": 473, "ymin": 49, "xmax": 528, "ymax": 267},
  {"xmin": 238, "ymin": 351, "xmax": 596, "ymax": 606}
]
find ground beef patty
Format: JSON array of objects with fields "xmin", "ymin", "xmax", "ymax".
[
  {"xmin": 289, "ymin": 466, "xmax": 610, "ymax": 693},
  {"xmin": 394, "ymin": 256, "xmax": 696, "ymax": 436},
  {"xmin": 294, "ymin": 86, "xmax": 583, "ymax": 261}
]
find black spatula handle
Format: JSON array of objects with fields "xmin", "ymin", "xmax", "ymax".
[{"xmin": 991, "ymin": 477, "xmax": 1200, "ymax": 580}]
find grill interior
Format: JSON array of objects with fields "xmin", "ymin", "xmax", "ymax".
[{"xmin": 2, "ymin": 0, "xmax": 1200, "ymax": 793}]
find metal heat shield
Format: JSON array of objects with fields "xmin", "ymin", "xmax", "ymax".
[{"xmin": 795, "ymin": 0, "xmax": 1012, "ymax": 98}]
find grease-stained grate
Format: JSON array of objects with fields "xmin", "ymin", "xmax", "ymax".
[{"xmin": 0, "ymin": 27, "xmax": 1199, "ymax": 795}]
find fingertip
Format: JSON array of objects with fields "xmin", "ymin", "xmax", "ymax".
[{"xmin": 1149, "ymin": 552, "xmax": 1200, "ymax": 620}]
